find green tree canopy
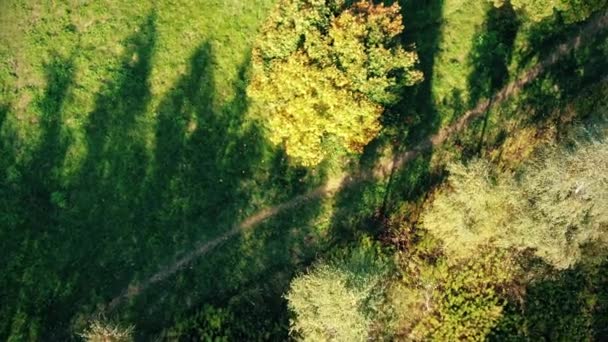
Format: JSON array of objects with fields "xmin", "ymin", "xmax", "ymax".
[
  {"xmin": 410, "ymin": 251, "xmax": 518, "ymax": 341},
  {"xmin": 422, "ymin": 139, "xmax": 608, "ymax": 269},
  {"xmin": 248, "ymin": 0, "xmax": 423, "ymax": 166},
  {"xmin": 286, "ymin": 240, "xmax": 391, "ymax": 341}
]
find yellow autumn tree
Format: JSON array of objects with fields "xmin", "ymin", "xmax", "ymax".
[{"xmin": 248, "ymin": 0, "xmax": 422, "ymax": 166}]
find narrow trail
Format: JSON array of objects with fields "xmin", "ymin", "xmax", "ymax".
[{"xmin": 107, "ymin": 11, "xmax": 608, "ymax": 311}]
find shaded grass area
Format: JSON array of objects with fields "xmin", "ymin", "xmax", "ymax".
[
  {"xmin": 370, "ymin": 0, "xmax": 494, "ymax": 223},
  {"xmin": 469, "ymin": 12, "xmax": 608, "ymax": 166},
  {"xmin": 0, "ymin": 1, "xmax": 337, "ymax": 339}
]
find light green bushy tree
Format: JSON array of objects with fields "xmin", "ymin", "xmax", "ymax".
[
  {"xmin": 287, "ymin": 264, "xmax": 370, "ymax": 341},
  {"xmin": 248, "ymin": 0, "xmax": 422, "ymax": 166},
  {"xmin": 521, "ymin": 140, "xmax": 608, "ymax": 266},
  {"xmin": 286, "ymin": 240, "xmax": 391, "ymax": 341},
  {"xmin": 422, "ymin": 140, "xmax": 608, "ymax": 269},
  {"xmin": 421, "ymin": 161, "xmax": 532, "ymax": 258}
]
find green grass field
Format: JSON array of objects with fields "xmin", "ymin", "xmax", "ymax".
[
  {"xmin": 1, "ymin": 1, "xmax": 325, "ymax": 339},
  {"xmin": 1, "ymin": 0, "xmax": 607, "ymax": 340}
]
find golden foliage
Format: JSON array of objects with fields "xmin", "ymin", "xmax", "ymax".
[{"xmin": 248, "ymin": 0, "xmax": 422, "ymax": 166}]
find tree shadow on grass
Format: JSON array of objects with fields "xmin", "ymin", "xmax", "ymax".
[
  {"xmin": 468, "ymin": 3, "xmax": 520, "ymax": 104},
  {"xmin": 127, "ymin": 41, "xmax": 271, "ymax": 335},
  {"xmin": 381, "ymin": 0, "xmax": 445, "ymax": 210},
  {"xmin": 0, "ymin": 12, "xmax": 159, "ymax": 340},
  {"xmin": 14, "ymin": 13, "xmax": 159, "ymax": 340},
  {"xmin": 0, "ymin": 102, "xmax": 16, "ymax": 227},
  {"xmin": 466, "ymin": 3, "xmax": 519, "ymax": 156},
  {"xmin": 0, "ymin": 49, "xmax": 78, "ymax": 339},
  {"xmin": 0, "ymin": 102, "xmax": 22, "ymax": 338},
  {"xmin": 322, "ymin": 0, "xmax": 446, "ymax": 248},
  {"xmin": 387, "ymin": 0, "xmax": 445, "ymax": 143},
  {"xmin": 1, "ymin": 10, "xmax": 328, "ymax": 339},
  {"xmin": 94, "ymin": 38, "xmax": 327, "ymax": 340},
  {"xmin": 512, "ymin": 10, "xmax": 608, "ymax": 124},
  {"xmin": 129, "ymin": 46, "xmax": 328, "ymax": 339}
]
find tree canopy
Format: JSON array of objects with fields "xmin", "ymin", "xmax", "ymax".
[
  {"xmin": 411, "ymin": 251, "xmax": 518, "ymax": 341},
  {"xmin": 422, "ymin": 139, "xmax": 608, "ymax": 269},
  {"xmin": 286, "ymin": 241, "xmax": 390, "ymax": 341},
  {"xmin": 248, "ymin": 0, "xmax": 423, "ymax": 166}
]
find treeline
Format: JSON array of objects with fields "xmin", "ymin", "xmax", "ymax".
[{"xmin": 287, "ymin": 128, "xmax": 608, "ymax": 340}]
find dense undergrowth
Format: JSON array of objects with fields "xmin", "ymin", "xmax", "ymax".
[{"xmin": 1, "ymin": 0, "xmax": 607, "ymax": 340}]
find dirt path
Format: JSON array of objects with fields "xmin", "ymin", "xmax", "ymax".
[{"xmin": 107, "ymin": 11, "xmax": 608, "ymax": 311}]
